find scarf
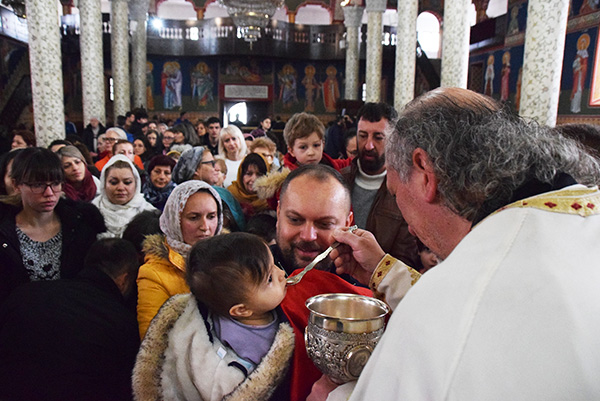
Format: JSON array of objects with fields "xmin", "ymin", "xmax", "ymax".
[
  {"xmin": 142, "ymin": 180, "xmax": 176, "ymax": 211},
  {"xmin": 171, "ymin": 146, "xmax": 206, "ymax": 184},
  {"xmin": 227, "ymin": 154, "xmax": 269, "ymax": 215},
  {"xmin": 63, "ymin": 167, "xmax": 97, "ymax": 202},
  {"xmin": 159, "ymin": 180, "xmax": 223, "ymax": 257},
  {"xmin": 92, "ymin": 154, "xmax": 157, "ymax": 238}
]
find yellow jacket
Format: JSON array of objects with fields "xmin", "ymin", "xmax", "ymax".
[{"xmin": 136, "ymin": 234, "xmax": 190, "ymax": 339}]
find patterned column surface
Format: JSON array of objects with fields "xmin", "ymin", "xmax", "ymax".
[
  {"xmin": 343, "ymin": 6, "xmax": 364, "ymax": 101},
  {"xmin": 25, "ymin": 0, "xmax": 64, "ymax": 147},
  {"xmin": 111, "ymin": 0, "xmax": 130, "ymax": 118},
  {"xmin": 80, "ymin": 0, "xmax": 106, "ymax": 126},
  {"xmin": 440, "ymin": 0, "xmax": 471, "ymax": 88},
  {"xmin": 131, "ymin": 20, "xmax": 147, "ymax": 109},
  {"xmin": 131, "ymin": 0, "xmax": 150, "ymax": 109},
  {"xmin": 520, "ymin": 0, "xmax": 570, "ymax": 126},
  {"xmin": 365, "ymin": 0, "xmax": 386, "ymax": 103},
  {"xmin": 394, "ymin": 0, "xmax": 418, "ymax": 111}
]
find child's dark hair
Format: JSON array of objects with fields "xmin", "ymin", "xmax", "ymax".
[
  {"xmin": 186, "ymin": 232, "xmax": 272, "ymax": 317},
  {"xmin": 245, "ymin": 213, "xmax": 277, "ymax": 244}
]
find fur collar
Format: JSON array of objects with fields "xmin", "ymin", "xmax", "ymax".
[
  {"xmin": 132, "ymin": 294, "xmax": 294, "ymax": 401},
  {"xmin": 254, "ymin": 168, "xmax": 290, "ymax": 200}
]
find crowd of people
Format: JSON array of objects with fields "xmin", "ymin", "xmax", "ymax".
[{"xmin": 1, "ymin": 87, "xmax": 600, "ymax": 401}]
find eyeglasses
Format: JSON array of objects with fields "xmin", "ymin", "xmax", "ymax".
[
  {"xmin": 103, "ymin": 137, "xmax": 118, "ymax": 142},
  {"xmin": 24, "ymin": 181, "xmax": 62, "ymax": 194},
  {"xmin": 163, "ymin": 136, "xmax": 175, "ymax": 141},
  {"xmin": 201, "ymin": 160, "xmax": 216, "ymax": 167}
]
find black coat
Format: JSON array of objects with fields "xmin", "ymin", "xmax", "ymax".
[
  {"xmin": 0, "ymin": 198, "xmax": 106, "ymax": 306},
  {"xmin": 0, "ymin": 268, "xmax": 140, "ymax": 401},
  {"xmin": 81, "ymin": 123, "xmax": 106, "ymax": 152}
]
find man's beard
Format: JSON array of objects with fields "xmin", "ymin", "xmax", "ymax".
[
  {"xmin": 359, "ymin": 150, "xmax": 385, "ymax": 175},
  {"xmin": 280, "ymin": 240, "xmax": 333, "ymax": 272}
]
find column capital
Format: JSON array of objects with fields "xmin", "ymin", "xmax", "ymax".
[
  {"xmin": 343, "ymin": 6, "xmax": 364, "ymax": 28},
  {"xmin": 365, "ymin": 0, "xmax": 386, "ymax": 13},
  {"xmin": 129, "ymin": 0, "xmax": 150, "ymax": 21}
]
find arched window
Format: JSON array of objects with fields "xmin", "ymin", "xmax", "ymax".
[
  {"xmin": 416, "ymin": 11, "xmax": 441, "ymax": 59},
  {"xmin": 295, "ymin": 4, "xmax": 331, "ymax": 25}
]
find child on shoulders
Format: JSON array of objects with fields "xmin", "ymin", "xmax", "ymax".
[{"xmin": 282, "ymin": 112, "xmax": 351, "ymax": 172}]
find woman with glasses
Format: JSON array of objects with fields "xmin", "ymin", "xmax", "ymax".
[
  {"xmin": 137, "ymin": 180, "xmax": 222, "ymax": 338},
  {"xmin": 217, "ymin": 125, "xmax": 247, "ymax": 188},
  {"xmin": 171, "ymin": 146, "xmax": 219, "ymax": 185},
  {"xmin": 93, "ymin": 154, "xmax": 156, "ymax": 239},
  {"xmin": 0, "ymin": 148, "xmax": 106, "ymax": 305}
]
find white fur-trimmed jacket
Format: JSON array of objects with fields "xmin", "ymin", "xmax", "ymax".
[{"xmin": 132, "ymin": 293, "xmax": 294, "ymax": 401}]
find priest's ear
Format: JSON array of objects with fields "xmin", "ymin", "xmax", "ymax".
[{"xmin": 229, "ymin": 303, "xmax": 252, "ymax": 318}]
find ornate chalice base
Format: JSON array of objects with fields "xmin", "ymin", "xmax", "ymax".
[{"xmin": 305, "ymin": 321, "xmax": 385, "ymax": 384}]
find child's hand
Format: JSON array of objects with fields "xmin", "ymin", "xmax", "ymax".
[{"xmin": 306, "ymin": 375, "xmax": 339, "ymax": 401}]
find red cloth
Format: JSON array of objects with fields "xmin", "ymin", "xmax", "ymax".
[
  {"xmin": 95, "ymin": 154, "xmax": 145, "ymax": 172},
  {"xmin": 281, "ymin": 269, "xmax": 372, "ymax": 401},
  {"xmin": 283, "ymin": 152, "xmax": 352, "ymax": 172}
]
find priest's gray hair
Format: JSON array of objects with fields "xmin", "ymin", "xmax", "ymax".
[{"xmin": 386, "ymin": 87, "xmax": 600, "ymax": 222}]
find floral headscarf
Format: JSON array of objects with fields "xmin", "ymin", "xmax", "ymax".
[{"xmin": 159, "ymin": 180, "xmax": 223, "ymax": 256}]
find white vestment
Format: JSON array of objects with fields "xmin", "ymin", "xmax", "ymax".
[{"xmin": 332, "ymin": 185, "xmax": 600, "ymax": 400}]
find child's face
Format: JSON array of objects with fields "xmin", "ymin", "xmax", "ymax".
[
  {"xmin": 419, "ymin": 248, "xmax": 440, "ymax": 273},
  {"xmin": 241, "ymin": 254, "xmax": 287, "ymax": 323},
  {"xmin": 289, "ymin": 132, "xmax": 323, "ymax": 165}
]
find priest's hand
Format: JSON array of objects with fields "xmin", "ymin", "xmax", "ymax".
[{"xmin": 330, "ymin": 228, "xmax": 385, "ymax": 285}]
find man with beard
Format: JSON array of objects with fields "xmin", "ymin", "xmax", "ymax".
[
  {"xmin": 341, "ymin": 102, "xmax": 418, "ymax": 266},
  {"xmin": 271, "ymin": 164, "xmax": 363, "ymax": 285}
]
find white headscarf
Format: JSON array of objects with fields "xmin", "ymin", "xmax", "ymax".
[
  {"xmin": 93, "ymin": 154, "xmax": 157, "ymax": 238},
  {"xmin": 159, "ymin": 180, "xmax": 223, "ymax": 257}
]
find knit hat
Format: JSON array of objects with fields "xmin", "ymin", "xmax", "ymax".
[
  {"xmin": 147, "ymin": 154, "xmax": 176, "ymax": 174},
  {"xmin": 171, "ymin": 146, "xmax": 206, "ymax": 184},
  {"xmin": 57, "ymin": 145, "xmax": 85, "ymax": 162}
]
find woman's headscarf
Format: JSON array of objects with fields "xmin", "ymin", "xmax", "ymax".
[
  {"xmin": 160, "ymin": 180, "xmax": 223, "ymax": 257},
  {"xmin": 227, "ymin": 153, "xmax": 269, "ymax": 215},
  {"xmin": 171, "ymin": 146, "xmax": 206, "ymax": 184},
  {"xmin": 212, "ymin": 186, "xmax": 246, "ymax": 231},
  {"xmin": 92, "ymin": 154, "xmax": 156, "ymax": 238},
  {"xmin": 58, "ymin": 145, "xmax": 97, "ymax": 202}
]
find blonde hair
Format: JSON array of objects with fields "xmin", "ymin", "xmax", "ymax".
[
  {"xmin": 218, "ymin": 125, "xmax": 247, "ymax": 160},
  {"xmin": 249, "ymin": 137, "xmax": 276, "ymax": 153}
]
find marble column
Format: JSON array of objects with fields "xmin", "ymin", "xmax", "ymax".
[
  {"xmin": 79, "ymin": 0, "xmax": 106, "ymax": 126},
  {"xmin": 394, "ymin": 0, "xmax": 418, "ymax": 111},
  {"xmin": 24, "ymin": 0, "xmax": 64, "ymax": 147},
  {"xmin": 519, "ymin": 0, "xmax": 570, "ymax": 126},
  {"xmin": 111, "ymin": 0, "xmax": 130, "ymax": 118},
  {"xmin": 130, "ymin": 0, "xmax": 150, "ymax": 109},
  {"xmin": 365, "ymin": 0, "xmax": 386, "ymax": 102},
  {"xmin": 440, "ymin": 0, "xmax": 471, "ymax": 88},
  {"xmin": 343, "ymin": 6, "xmax": 364, "ymax": 101}
]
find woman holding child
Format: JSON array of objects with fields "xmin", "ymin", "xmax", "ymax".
[
  {"xmin": 136, "ymin": 180, "xmax": 223, "ymax": 338},
  {"xmin": 133, "ymin": 233, "xmax": 293, "ymax": 401}
]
